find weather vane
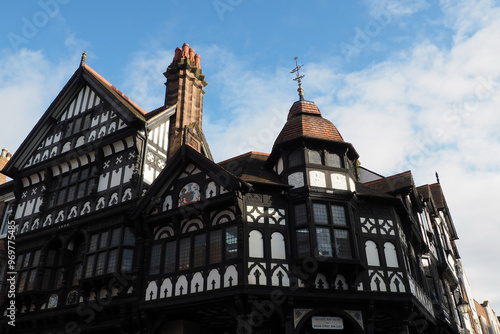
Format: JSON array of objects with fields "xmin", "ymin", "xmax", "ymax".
[{"xmin": 291, "ymin": 57, "xmax": 305, "ymax": 101}]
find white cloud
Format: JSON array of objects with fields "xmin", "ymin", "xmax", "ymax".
[
  {"xmin": 0, "ymin": 47, "xmax": 77, "ymax": 156},
  {"xmin": 184, "ymin": 0, "xmax": 500, "ymax": 311},
  {"xmin": 366, "ymin": 0, "xmax": 430, "ymax": 17}
]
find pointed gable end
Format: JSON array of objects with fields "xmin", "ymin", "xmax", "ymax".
[
  {"xmin": 4, "ymin": 64, "xmax": 149, "ymax": 176},
  {"xmin": 134, "ymin": 145, "xmax": 250, "ymax": 218}
]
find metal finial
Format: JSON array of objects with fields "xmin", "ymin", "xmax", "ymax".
[
  {"xmin": 435, "ymin": 172, "xmax": 440, "ymax": 184},
  {"xmin": 80, "ymin": 51, "xmax": 87, "ymax": 67},
  {"xmin": 291, "ymin": 57, "xmax": 305, "ymax": 101}
]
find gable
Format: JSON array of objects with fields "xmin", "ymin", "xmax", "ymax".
[
  {"xmin": 152, "ymin": 162, "xmax": 230, "ymax": 215},
  {"xmin": 135, "ymin": 145, "xmax": 247, "ymax": 218},
  {"xmin": 23, "ymin": 85, "xmax": 129, "ymax": 169}
]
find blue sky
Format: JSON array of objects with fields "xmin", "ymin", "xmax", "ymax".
[{"xmin": 1, "ymin": 0, "xmax": 500, "ymax": 314}]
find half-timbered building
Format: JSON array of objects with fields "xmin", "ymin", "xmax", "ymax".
[{"xmin": 0, "ymin": 43, "xmax": 477, "ymax": 333}]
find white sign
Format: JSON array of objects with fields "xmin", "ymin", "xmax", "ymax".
[{"xmin": 312, "ymin": 316, "xmax": 344, "ymax": 330}]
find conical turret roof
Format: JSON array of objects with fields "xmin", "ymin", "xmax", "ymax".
[{"xmin": 273, "ymin": 100, "xmax": 344, "ymax": 147}]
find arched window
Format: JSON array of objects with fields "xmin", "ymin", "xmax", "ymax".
[
  {"xmin": 365, "ymin": 240, "xmax": 381, "ymax": 266},
  {"xmin": 249, "ymin": 230, "xmax": 264, "ymax": 258},
  {"xmin": 271, "ymin": 232, "xmax": 286, "ymax": 259},
  {"xmin": 384, "ymin": 242, "xmax": 399, "ymax": 267}
]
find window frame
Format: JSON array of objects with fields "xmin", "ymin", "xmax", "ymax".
[
  {"xmin": 294, "ymin": 201, "xmax": 353, "ymax": 259},
  {"xmin": 148, "ymin": 222, "xmax": 239, "ymax": 276},
  {"xmin": 84, "ymin": 226, "xmax": 136, "ymax": 278}
]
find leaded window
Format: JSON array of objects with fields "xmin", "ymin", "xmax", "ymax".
[
  {"xmin": 84, "ymin": 227, "xmax": 136, "ymax": 278},
  {"xmin": 48, "ymin": 165, "xmax": 97, "ymax": 207},
  {"xmin": 17, "ymin": 249, "xmax": 41, "ymax": 293},
  {"xmin": 294, "ymin": 202, "xmax": 352, "ymax": 259},
  {"xmin": 149, "ymin": 223, "xmax": 238, "ymax": 276}
]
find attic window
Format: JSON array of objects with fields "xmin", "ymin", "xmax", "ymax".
[
  {"xmin": 326, "ymin": 153, "xmax": 342, "ymax": 167},
  {"xmin": 308, "ymin": 150, "xmax": 322, "ymax": 164},
  {"xmin": 288, "ymin": 150, "xmax": 303, "ymax": 168}
]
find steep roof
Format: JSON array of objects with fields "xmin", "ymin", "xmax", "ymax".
[
  {"xmin": 82, "ymin": 65, "xmax": 147, "ymax": 118},
  {"xmin": 273, "ymin": 100, "xmax": 344, "ymax": 147},
  {"xmin": 4, "ymin": 63, "xmax": 169, "ymax": 175},
  {"xmin": 429, "ymin": 183, "xmax": 445, "ymax": 210},
  {"xmin": 364, "ymin": 170, "xmax": 415, "ymax": 194},
  {"xmin": 218, "ymin": 152, "xmax": 288, "ymax": 188}
]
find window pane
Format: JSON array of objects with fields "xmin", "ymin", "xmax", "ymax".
[
  {"xmin": 325, "ymin": 153, "xmax": 342, "ymax": 167},
  {"xmin": 178, "ymin": 238, "xmax": 191, "ymax": 270},
  {"xmin": 107, "ymin": 249, "xmax": 118, "ymax": 273},
  {"xmin": 26, "ymin": 269, "xmax": 36, "ymax": 290},
  {"xmin": 296, "ymin": 229, "xmax": 310, "ymax": 257},
  {"xmin": 95, "ymin": 252, "xmax": 106, "ymax": 276},
  {"xmin": 18, "ymin": 271, "xmax": 28, "ymax": 292},
  {"xmin": 150, "ymin": 244, "xmax": 162, "ymax": 274},
  {"xmin": 85, "ymin": 254, "xmax": 95, "ymax": 278},
  {"xmin": 72, "ymin": 264, "xmax": 82, "ymax": 286},
  {"xmin": 89, "ymin": 234, "xmax": 98, "ymax": 252},
  {"xmin": 80, "ymin": 167, "xmax": 89, "ymax": 179},
  {"xmin": 57, "ymin": 188, "xmax": 67, "ymax": 206},
  {"xmin": 288, "ymin": 150, "xmax": 303, "ymax": 167},
  {"xmin": 225, "ymin": 226, "xmax": 238, "ymax": 259},
  {"xmin": 123, "ymin": 227, "xmax": 135, "ymax": 246},
  {"xmin": 99, "ymin": 231, "xmax": 109, "ymax": 248},
  {"xmin": 313, "ymin": 203, "xmax": 328, "ymax": 224},
  {"xmin": 61, "ymin": 175, "xmax": 70, "ymax": 187},
  {"xmin": 67, "ymin": 185, "xmax": 76, "ymax": 202},
  {"xmin": 209, "ymin": 230, "xmax": 222, "ymax": 264},
  {"xmin": 334, "ymin": 229, "xmax": 352, "ymax": 258},
  {"xmin": 77, "ymin": 182, "xmax": 86, "ymax": 199},
  {"xmin": 41, "ymin": 269, "xmax": 51, "ymax": 290},
  {"xmin": 23, "ymin": 252, "xmax": 31, "ymax": 268},
  {"xmin": 16, "ymin": 254, "xmax": 24, "ymax": 270},
  {"xmin": 121, "ymin": 249, "xmax": 134, "ymax": 271},
  {"xmin": 316, "ymin": 227, "xmax": 333, "ymax": 256},
  {"xmin": 308, "ymin": 150, "xmax": 322, "ymax": 164},
  {"xmin": 46, "ymin": 249, "xmax": 57, "ymax": 266},
  {"xmin": 294, "ymin": 203, "xmax": 308, "ymax": 227},
  {"xmin": 54, "ymin": 268, "xmax": 63, "ymax": 289},
  {"xmin": 70, "ymin": 171, "xmax": 79, "ymax": 184},
  {"xmin": 331, "ymin": 205, "xmax": 347, "ymax": 226},
  {"xmin": 164, "ymin": 241, "xmax": 176, "ymax": 273},
  {"xmin": 110, "ymin": 228, "xmax": 121, "ymax": 246},
  {"xmin": 193, "ymin": 235, "xmax": 206, "ymax": 267},
  {"xmin": 32, "ymin": 250, "xmax": 41, "ymax": 266}
]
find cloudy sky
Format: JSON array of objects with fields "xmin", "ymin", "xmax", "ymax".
[{"xmin": 1, "ymin": 0, "xmax": 499, "ymax": 312}]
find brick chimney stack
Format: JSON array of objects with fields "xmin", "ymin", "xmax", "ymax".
[
  {"xmin": 0, "ymin": 148, "xmax": 12, "ymax": 184},
  {"xmin": 164, "ymin": 43, "xmax": 208, "ymax": 160}
]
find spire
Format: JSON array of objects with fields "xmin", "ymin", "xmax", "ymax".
[
  {"xmin": 291, "ymin": 57, "xmax": 305, "ymax": 101},
  {"xmin": 80, "ymin": 51, "xmax": 87, "ymax": 67}
]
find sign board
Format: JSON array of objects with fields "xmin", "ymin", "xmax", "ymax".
[{"xmin": 312, "ymin": 316, "xmax": 344, "ymax": 330}]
